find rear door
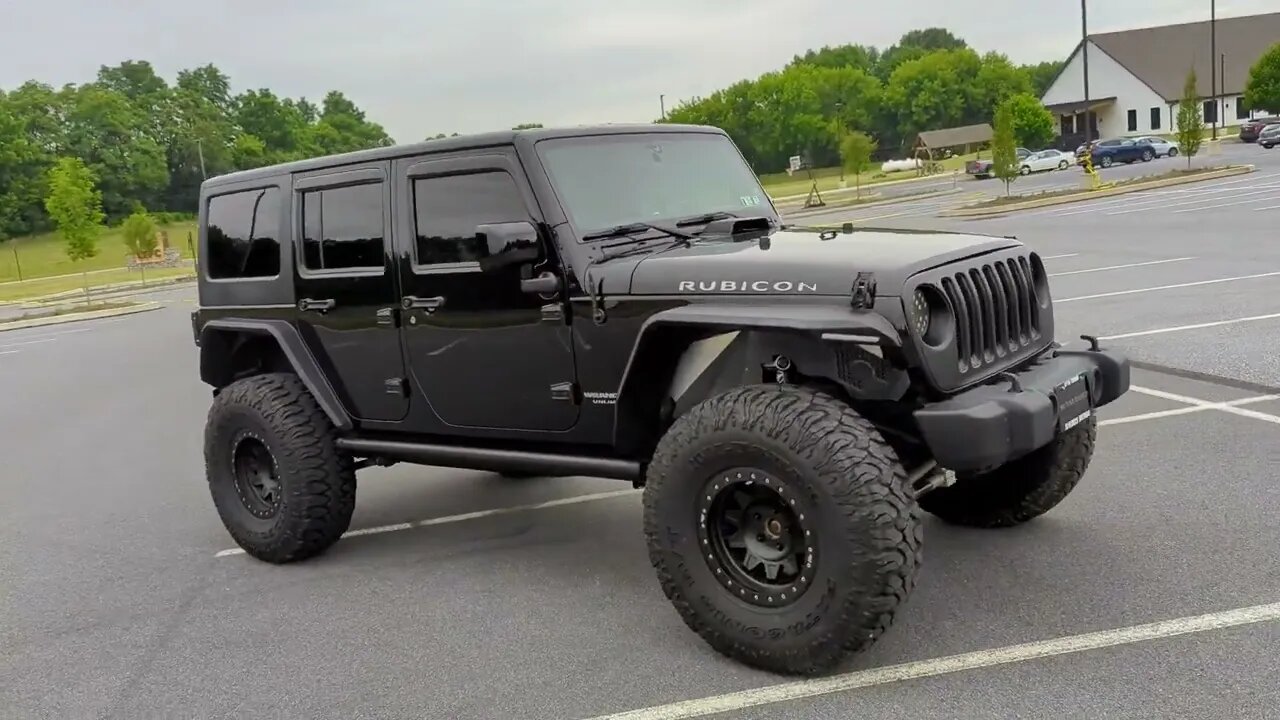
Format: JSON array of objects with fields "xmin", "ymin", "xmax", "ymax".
[{"xmin": 291, "ymin": 163, "xmax": 409, "ymax": 423}]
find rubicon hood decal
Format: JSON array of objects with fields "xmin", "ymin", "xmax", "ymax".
[{"xmin": 677, "ymin": 280, "xmax": 820, "ymax": 293}]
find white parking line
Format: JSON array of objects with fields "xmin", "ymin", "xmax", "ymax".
[
  {"xmin": 1254, "ymin": 203, "xmax": 1280, "ymax": 212},
  {"xmin": 584, "ymin": 601, "xmax": 1280, "ymax": 720},
  {"xmin": 0, "ymin": 350, "xmax": 18, "ymax": 356},
  {"xmin": 214, "ymin": 489, "xmax": 640, "ymax": 557},
  {"xmin": 1041, "ymin": 253, "xmax": 1080, "ymax": 260},
  {"xmin": 1172, "ymin": 192, "xmax": 1280, "ymax": 213},
  {"xmin": 1036, "ymin": 171, "xmax": 1280, "ymax": 217},
  {"xmin": 1105, "ymin": 185, "xmax": 1280, "ymax": 216},
  {"xmin": 1100, "ymin": 312, "xmax": 1280, "ymax": 340},
  {"xmin": 1049, "ymin": 257, "xmax": 1194, "ymax": 277},
  {"xmin": 1100, "ymin": 394, "xmax": 1279, "ymax": 427},
  {"xmin": 1058, "ymin": 271, "xmax": 1280, "ymax": 303},
  {"xmin": 0, "ymin": 338, "xmax": 58, "ymax": 351},
  {"xmin": 1130, "ymin": 386, "xmax": 1280, "ymax": 426}
]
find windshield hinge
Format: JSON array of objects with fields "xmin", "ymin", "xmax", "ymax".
[
  {"xmin": 850, "ymin": 272, "xmax": 877, "ymax": 309},
  {"xmin": 589, "ymin": 276, "xmax": 608, "ymax": 325}
]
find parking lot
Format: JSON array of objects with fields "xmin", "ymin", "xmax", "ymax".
[{"xmin": 3, "ymin": 143, "xmax": 1280, "ymax": 719}]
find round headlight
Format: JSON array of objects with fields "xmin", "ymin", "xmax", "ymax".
[{"xmin": 912, "ymin": 288, "xmax": 931, "ymax": 336}]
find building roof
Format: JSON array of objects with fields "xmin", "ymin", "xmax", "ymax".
[
  {"xmin": 1089, "ymin": 11, "xmax": 1280, "ymax": 102},
  {"xmin": 914, "ymin": 123, "xmax": 993, "ymax": 150}
]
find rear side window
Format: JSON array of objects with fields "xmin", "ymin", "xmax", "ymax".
[
  {"xmin": 205, "ymin": 187, "xmax": 281, "ymax": 279},
  {"xmin": 300, "ymin": 182, "xmax": 385, "ymax": 271}
]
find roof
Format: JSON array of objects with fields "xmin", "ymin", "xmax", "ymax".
[
  {"xmin": 914, "ymin": 123, "xmax": 993, "ymax": 149},
  {"xmin": 204, "ymin": 123, "xmax": 722, "ymax": 187},
  {"xmin": 1088, "ymin": 11, "xmax": 1280, "ymax": 101},
  {"xmin": 1043, "ymin": 96, "xmax": 1116, "ymax": 116}
]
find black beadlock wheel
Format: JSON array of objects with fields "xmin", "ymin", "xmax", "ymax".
[
  {"xmin": 204, "ymin": 372, "xmax": 356, "ymax": 563},
  {"xmin": 918, "ymin": 416, "xmax": 1097, "ymax": 528},
  {"xmin": 643, "ymin": 384, "xmax": 923, "ymax": 675}
]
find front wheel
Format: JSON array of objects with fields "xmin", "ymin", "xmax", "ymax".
[
  {"xmin": 1058, "ymin": 159, "xmax": 1069, "ymax": 170},
  {"xmin": 1169, "ymin": 147, "xmax": 1179, "ymax": 157},
  {"xmin": 643, "ymin": 385, "xmax": 922, "ymax": 675},
  {"xmin": 1100, "ymin": 156, "xmax": 1113, "ymax": 168},
  {"xmin": 204, "ymin": 373, "xmax": 356, "ymax": 563},
  {"xmin": 1142, "ymin": 150, "xmax": 1154, "ymax": 161},
  {"xmin": 918, "ymin": 417, "xmax": 1096, "ymax": 528}
]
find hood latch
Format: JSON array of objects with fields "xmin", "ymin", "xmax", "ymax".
[{"xmin": 850, "ymin": 272, "xmax": 876, "ymax": 309}]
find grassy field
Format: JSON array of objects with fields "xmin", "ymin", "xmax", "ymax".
[
  {"xmin": 759, "ymin": 152, "xmax": 980, "ymax": 198},
  {"xmin": 0, "ymin": 266, "xmax": 195, "ymax": 303},
  {"xmin": 0, "ymin": 220, "xmax": 198, "ymax": 284}
]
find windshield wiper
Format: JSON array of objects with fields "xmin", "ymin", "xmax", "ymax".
[
  {"xmin": 674, "ymin": 211, "xmax": 740, "ymax": 227},
  {"xmin": 581, "ymin": 221, "xmax": 694, "ymax": 242}
]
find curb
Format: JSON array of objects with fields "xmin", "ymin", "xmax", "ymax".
[
  {"xmin": 769, "ymin": 170, "xmax": 962, "ymax": 204},
  {"xmin": 941, "ymin": 164, "xmax": 1255, "ymax": 218},
  {"xmin": 783, "ymin": 188, "xmax": 970, "ymax": 219},
  {"xmin": 20, "ymin": 274, "xmax": 196, "ymax": 306},
  {"xmin": 0, "ymin": 301, "xmax": 162, "ymax": 332}
]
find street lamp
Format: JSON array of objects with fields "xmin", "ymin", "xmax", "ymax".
[{"xmin": 835, "ymin": 101, "xmax": 845, "ymax": 183}]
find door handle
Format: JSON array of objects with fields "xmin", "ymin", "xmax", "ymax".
[
  {"xmin": 298, "ymin": 297, "xmax": 336, "ymax": 313},
  {"xmin": 520, "ymin": 272, "xmax": 561, "ymax": 295},
  {"xmin": 401, "ymin": 295, "xmax": 445, "ymax": 312}
]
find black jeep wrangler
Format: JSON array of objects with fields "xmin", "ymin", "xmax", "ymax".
[{"xmin": 192, "ymin": 123, "xmax": 1129, "ymax": 675}]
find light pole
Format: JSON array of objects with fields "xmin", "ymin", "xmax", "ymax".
[
  {"xmin": 1210, "ymin": 0, "xmax": 1218, "ymax": 139},
  {"xmin": 659, "ymin": 94, "xmax": 666, "ymax": 121},
  {"xmin": 1081, "ymin": 0, "xmax": 1091, "ymax": 143},
  {"xmin": 836, "ymin": 101, "xmax": 845, "ymax": 183}
]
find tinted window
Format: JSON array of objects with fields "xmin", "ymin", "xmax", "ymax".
[
  {"xmin": 1126, "ymin": 109, "xmax": 1138, "ymax": 131},
  {"xmin": 1202, "ymin": 100, "xmax": 1218, "ymax": 123},
  {"xmin": 300, "ymin": 183, "xmax": 385, "ymax": 271},
  {"xmin": 1237, "ymin": 101, "xmax": 1250, "ymax": 120},
  {"xmin": 537, "ymin": 133, "xmax": 769, "ymax": 236},
  {"xmin": 1150, "ymin": 107, "xmax": 1162, "ymax": 130},
  {"xmin": 206, "ymin": 187, "xmax": 281, "ymax": 279},
  {"xmin": 413, "ymin": 171, "xmax": 529, "ymax": 265}
]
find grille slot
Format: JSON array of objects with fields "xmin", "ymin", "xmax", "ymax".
[{"xmin": 937, "ymin": 255, "xmax": 1041, "ymax": 374}]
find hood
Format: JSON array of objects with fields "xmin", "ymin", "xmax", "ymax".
[{"xmin": 607, "ymin": 227, "xmax": 1021, "ymax": 297}]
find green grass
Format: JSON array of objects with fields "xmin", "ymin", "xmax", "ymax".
[
  {"xmin": 0, "ymin": 266, "xmax": 194, "ymax": 303},
  {"xmin": 759, "ymin": 152, "xmax": 980, "ymax": 198},
  {"xmin": 0, "ymin": 220, "xmax": 198, "ymax": 283}
]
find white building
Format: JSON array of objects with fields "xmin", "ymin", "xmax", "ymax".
[{"xmin": 1041, "ymin": 11, "xmax": 1280, "ymax": 146}]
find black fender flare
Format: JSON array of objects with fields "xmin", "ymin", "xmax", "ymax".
[
  {"xmin": 611, "ymin": 304, "xmax": 908, "ymax": 452},
  {"xmin": 198, "ymin": 318, "xmax": 353, "ymax": 431}
]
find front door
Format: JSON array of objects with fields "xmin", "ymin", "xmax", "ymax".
[
  {"xmin": 392, "ymin": 152, "xmax": 578, "ymax": 432},
  {"xmin": 292, "ymin": 163, "xmax": 409, "ymax": 423}
]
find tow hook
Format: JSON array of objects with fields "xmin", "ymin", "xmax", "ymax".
[
  {"xmin": 908, "ymin": 460, "xmax": 956, "ymax": 498},
  {"xmin": 766, "ymin": 355, "xmax": 792, "ymax": 384}
]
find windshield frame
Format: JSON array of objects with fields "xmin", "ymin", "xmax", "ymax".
[{"xmin": 532, "ymin": 129, "xmax": 778, "ymax": 243}]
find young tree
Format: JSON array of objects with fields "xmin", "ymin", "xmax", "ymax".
[
  {"xmin": 1003, "ymin": 93, "xmax": 1056, "ymax": 149},
  {"xmin": 122, "ymin": 208, "xmax": 158, "ymax": 258},
  {"xmin": 1243, "ymin": 42, "xmax": 1280, "ymax": 118},
  {"xmin": 838, "ymin": 130, "xmax": 877, "ymax": 198},
  {"xmin": 44, "ymin": 157, "xmax": 104, "ymax": 302},
  {"xmin": 991, "ymin": 99, "xmax": 1020, "ymax": 196},
  {"xmin": 1176, "ymin": 68, "xmax": 1205, "ymax": 169}
]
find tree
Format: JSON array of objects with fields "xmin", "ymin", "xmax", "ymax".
[
  {"xmin": 44, "ymin": 157, "xmax": 104, "ymax": 301},
  {"xmin": 972, "ymin": 52, "xmax": 1034, "ymax": 121},
  {"xmin": 1022, "ymin": 60, "xmax": 1066, "ymax": 97},
  {"xmin": 1243, "ymin": 42, "xmax": 1280, "ymax": 117},
  {"xmin": 838, "ymin": 130, "xmax": 877, "ymax": 198},
  {"xmin": 1003, "ymin": 93, "xmax": 1056, "ymax": 149},
  {"xmin": 121, "ymin": 209, "xmax": 158, "ymax": 258},
  {"xmin": 990, "ymin": 100, "xmax": 1020, "ymax": 196},
  {"xmin": 1176, "ymin": 68, "xmax": 1205, "ymax": 169}
]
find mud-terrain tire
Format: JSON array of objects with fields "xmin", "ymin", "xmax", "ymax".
[
  {"xmin": 642, "ymin": 384, "xmax": 923, "ymax": 675},
  {"xmin": 204, "ymin": 372, "xmax": 355, "ymax": 563},
  {"xmin": 918, "ymin": 416, "xmax": 1096, "ymax": 528}
]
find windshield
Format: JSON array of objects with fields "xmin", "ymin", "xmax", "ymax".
[{"xmin": 535, "ymin": 132, "xmax": 774, "ymax": 238}]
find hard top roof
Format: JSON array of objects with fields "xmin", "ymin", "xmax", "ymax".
[{"xmin": 202, "ymin": 122, "xmax": 723, "ymax": 188}]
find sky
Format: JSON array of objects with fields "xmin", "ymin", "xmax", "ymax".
[{"xmin": 1, "ymin": 0, "xmax": 1276, "ymax": 143}]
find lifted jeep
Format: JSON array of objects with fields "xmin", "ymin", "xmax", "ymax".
[{"xmin": 193, "ymin": 123, "xmax": 1130, "ymax": 676}]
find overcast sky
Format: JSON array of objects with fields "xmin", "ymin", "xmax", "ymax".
[{"xmin": 2, "ymin": 0, "xmax": 1275, "ymax": 142}]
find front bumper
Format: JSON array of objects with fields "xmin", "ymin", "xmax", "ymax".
[{"xmin": 913, "ymin": 345, "xmax": 1130, "ymax": 472}]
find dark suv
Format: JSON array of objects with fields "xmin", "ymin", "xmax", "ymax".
[
  {"xmin": 192, "ymin": 123, "xmax": 1130, "ymax": 676},
  {"xmin": 1077, "ymin": 137, "xmax": 1156, "ymax": 167}
]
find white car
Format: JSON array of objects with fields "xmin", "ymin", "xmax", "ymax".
[
  {"xmin": 1019, "ymin": 149, "xmax": 1074, "ymax": 174},
  {"xmin": 1135, "ymin": 136, "xmax": 1180, "ymax": 157}
]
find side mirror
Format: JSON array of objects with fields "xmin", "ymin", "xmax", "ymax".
[{"xmin": 476, "ymin": 221, "xmax": 541, "ymax": 272}]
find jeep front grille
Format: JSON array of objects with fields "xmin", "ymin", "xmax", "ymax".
[{"xmin": 939, "ymin": 255, "xmax": 1041, "ymax": 374}]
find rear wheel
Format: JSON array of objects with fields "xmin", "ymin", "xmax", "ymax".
[
  {"xmin": 204, "ymin": 373, "xmax": 355, "ymax": 563},
  {"xmin": 1169, "ymin": 147, "xmax": 1180, "ymax": 157},
  {"xmin": 643, "ymin": 385, "xmax": 922, "ymax": 675},
  {"xmin": 1019, "ymin": 165, "xmax": 1031, "ymax": 175},
  {"xmin": 918, "ymin": 417, "xmax": 1096, "ymax": 528},
  {"xmin": 1058, "ymin": 159, "xmax": 1069, "ymax": 170},
  {"xmin": 1142, "ymin": 150, "xmax": 1154, "ymax": 161},
  {"xmin": 1100, "ymin": 156, "xmax": 1113, "ymax": 168}
]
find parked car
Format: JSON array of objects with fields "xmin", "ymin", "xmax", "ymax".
[
  {"xmin": 1239, "ymin": 116, "xmax": 1280, "ymax": 143},
  {"xmin": 1260, "ymin": 123, "xmax": 1280, "ymax": 149},
  {"xmin": 1019, "ymin": 149, "xmax": 1074, "ymax": 174},
  {"xmin": 1134, "ymin": 136, "xmax": 1180, "ymax": 157},
  {"xmin": 965, "ymin": 147, "xmax": 1032, "ymax": 178},
  {"xmin": 1077, "ymin": 138, "xmax": 1156, "ymax": 168}
]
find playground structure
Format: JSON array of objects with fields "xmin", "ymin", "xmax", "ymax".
[{"xmin": 126, "ymin": 229, "xmax": 185, "ymax": 270}]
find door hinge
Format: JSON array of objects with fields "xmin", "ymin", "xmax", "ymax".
[
  {"xmin": 376, "ymin": 307, "xmax": 399, "ymax": 327},
  {"xmin": 540, "ymin": 303, "xmax": 564, "ymax": 322},
  {"xmin": 550, "ymin": 381, "xmax": 580, "ymax": 403},
  {"xmin": 384, "ymin": 377, "xmax": 409, "ymax": 396}
]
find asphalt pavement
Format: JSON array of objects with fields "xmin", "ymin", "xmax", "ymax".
[{"xmin": 3, "ymin": 139, "xmax": 1279, "ymax": 720}]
